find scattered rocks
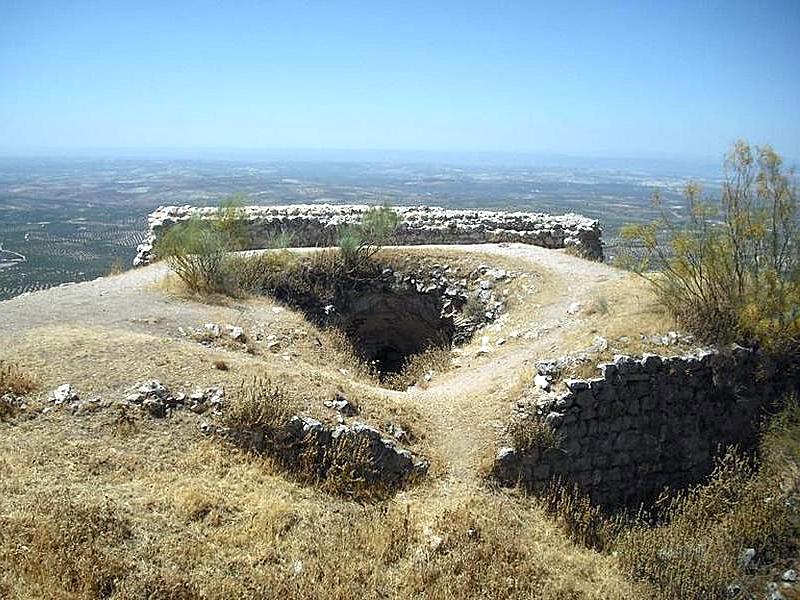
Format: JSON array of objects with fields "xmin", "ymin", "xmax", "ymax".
[
  {"xmin": 49, "ymin": 384, "xmax": 79, "ymax": 405},
  {"xmin": 230, "ymin": 415, "xmax": 428, "ymax": 488},
  {"xmin": 324, "ymin": 392, "xmax": 358, "ymax": 417},
  {"xmin": 766, "ymin": 581, "xmax": 787, "ymax": 600},
  {"xmin": 533, "ymin": 374, "xmax": 551, "ymax": 391},
  {"xmin": 1, "ymin": 392, "xmax": 27, "ymax": 410},
  {"xmin": 186, "ymin": 387, "xmax": 225, "ymax": 415},
  {"xmin": 125, "ymin": 380, "xmax": 175, "ymax": 417},
  {"xmin": 188, "ymin": 323, "xmax": 249, "ymax": 346},
  {"xmin": 125, "ymin": 380, "xmax": 224, "ymax": 418},
  {"xmin": 386, "ymin": 422, "xmax": 408, "ymax": 441},
  {"xmin": 739, "ymin": 547, "xmax": 756, "ymax": 570},
  {"xmin": 643, "ymin": 330, "xmax": 694, "ymax": 347}
]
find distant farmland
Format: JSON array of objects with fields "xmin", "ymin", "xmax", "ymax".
[
  {"xmin": 0, "ymin": 156, "xmax": 703, "ymax": 301},
  {"xmin": 0, "ymin": 212, "xmax": 147, "ymax": 300}
]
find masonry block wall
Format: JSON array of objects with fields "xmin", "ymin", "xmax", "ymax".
[{"xmin": 494, "ymin": 347, "xmax": 799, "ymax": 508}]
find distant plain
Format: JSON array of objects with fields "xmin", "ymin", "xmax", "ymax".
[{"xmin": 0, "ymin": 156, "xmax": 713, "ymax": 300}]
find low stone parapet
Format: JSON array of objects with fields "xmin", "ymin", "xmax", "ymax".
[{"xmin": 133, "ymin": 204, "xmax": 603, "ymax": 265}]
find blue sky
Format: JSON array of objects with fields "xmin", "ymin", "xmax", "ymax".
[{"xmin": 1, "ymin": 0, "xmax": 799, "ymax": 161}]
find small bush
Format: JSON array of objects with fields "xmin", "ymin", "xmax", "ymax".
[
  {"xmin": 223, "ymin": 375, "xmax": 298, "ymax": 435},
  {"xmin": 541, "ymin": 482, "xmax": 623, "ymax": 551},
  {"xmin": 266, "ymin": 229, "xmax": 296, "ymax": 250},
  {"xmin": 314, "ymin": 434, "xmax": 391, "ymax": 500},
  {"xmin": 337, "ymin": 205, "xmax": 399, "ymax": 270},
  {"xmin": 156, "ymin": 217, "xmax": 229, "ymax": 293},
  {"xmin": 107, "ymin": 256, "xmax": 127, "ymax": 276},
  {"xmin": 506, "ymin": 416, "xmax": 560, "ymax": 454},
  {"xmin": 155, "ymin": 197, "xmax": 250, "ymax": 294},
  {"xmin": 0, "ymin": 360, "xmax": 36, "ymax": 396},
  {"xmin": 619, "ymin": 141, "xmax": 799, "ymax": 351},
  {"xmin": 461, "ymin": 293, "xmax": 487, "ymax": 322},
  {"xmin": 223, "ymin": 250, "xmax": 299, "ymax": 295},
  {"xmin": 585, "ymin": 294, "xmax": 610, "ymax": 316},
  {"xmin": 215, "ymin": 195, "xmax": 251, "ymax": 251}
]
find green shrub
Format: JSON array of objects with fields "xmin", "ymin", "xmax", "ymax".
[
  {"xmin": 338, "ymin": 205, "xmax": 399, "ymax": 270},
  {"xmin": 155, "ymin": 197, "xmax": 250, "ymax": 294},
  {"xmin": 216, "ymin": 194, "xmax": 251, "ymax": 251},
  {"xmin": 619, "ymin": 141, "xmax": 799, "ymax": 350},
  {"xmin": 266, "ymin": 229, "xmax": 296, "ymax": 250},
  {"xmin": 156, "ymin": 217, "xmax": 229, "ymax": 293}
]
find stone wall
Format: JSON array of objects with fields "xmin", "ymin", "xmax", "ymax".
[
  {"xmin": 494, "ymin": 347, "xmax": 799, "ymax": 508},
  {"xmin": 133, "ymin": 204, "xmax": 603, "ymax": 265}
]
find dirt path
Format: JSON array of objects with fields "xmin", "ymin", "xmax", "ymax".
[{"xmin": 397, "ymin": 244, "xmax": 624, "ymax": 488}]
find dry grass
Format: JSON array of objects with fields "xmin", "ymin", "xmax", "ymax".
[
  {"xmin": 584, "ymin": 294, "xmax": 610, "ymax": 316},
  {"xmin": 506, "ymin": 415, "xmax": 561, "ymax": 454},
  {"xmin": 0, "ymin": 409, "xmax": 643, "ymax": 600},
  {"xmin": 4, "ymin": 243, "xmax": 791, "ymax": 598},
  {"xmin": 383, "ymin": 345, "xmax": 453, "ymax": 390},
  {"xmin": 222, "ymin": 375, "xmax": 424, "ymax": 500},
  {"xmin": 223, "ymin": 374, "xmax": 299, "ymax": 434},
  {"xmin": 0, "ymin": 360, "xmax": 37, "ymax": 396},
  {"xmin": 0, "ymin": 493, "xmax": 132, "ymax": 598}
]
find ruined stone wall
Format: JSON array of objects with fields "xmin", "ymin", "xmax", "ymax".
[
  {"xmin": 494, "ymin": 347, "xmax": 799, "ymax": 508},
  {"xmin": 133, "ymin": 204, "xmax": 603, "ymax": 265}
]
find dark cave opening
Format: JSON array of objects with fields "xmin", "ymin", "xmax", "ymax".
[{"xmin": 336, "ymin": 290, "xmax": 455, "ymax": 374}]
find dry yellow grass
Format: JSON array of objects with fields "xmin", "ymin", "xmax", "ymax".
[
  {"xmin": 3, "ymin": 244, "xmax": 768, "ymax": 598},
  {"xmin": 0, "ymin": 360, "xmax": 37, "ymax": 396},
  {"xmin": 0, "ymin": 408, "xmax": 645, "ymax": 599}
]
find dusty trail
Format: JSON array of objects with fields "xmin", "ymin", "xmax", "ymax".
[{"xmin": 398, "ymin": 245, "xmax": 624, "ymax": 490}]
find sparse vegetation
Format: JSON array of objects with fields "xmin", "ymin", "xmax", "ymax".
[
  {"xmin": 337, "ymin": 204, "xmax": 399, "ymax": 270},
  {"xmin": 507, "ymin": 415, "xmax": 561, "ymax": 454},
  {"xmin": 0, "ymin": 493, "xmax": 132, "ymax": 597},
  {"xmin": 0, "ymin": 360, "xmax": 36, "ymax": 396},
  {"xmin": 223, "ymin": 375, "xmax": 298, "ymax": 435},
  {"xmin": 585, "ymin": 294, "xmax": 610, "ymax": 316},
  {"xmin": 155, "ymin": 216, "xmax": 230, "ymax": 293},
  {"xmin": 155, "ymin": 197, "xmax": 251, "ymax": 294},
  {"xmin": 107, "ymin": 256, "xmax": 127, "ymax": 276},
  {"xmin": 620, "ymin": 141, "xmax": 799, "ymax": 350},
  {"xmin": 266, "ymin": 229, "xmax": 296, "ymax": 250},
  {"xmin": 3, "ymin": 209, "xmax": 797, "ymax": 598},
  {"xmin": 383, "ymin": 345, "xmax": 452, "ymax": 390}
]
